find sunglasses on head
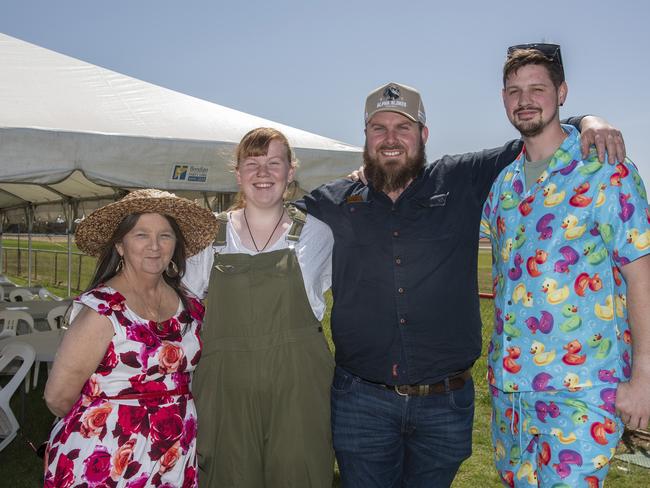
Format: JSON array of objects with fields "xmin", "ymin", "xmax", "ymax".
[{"xmin": 507, "ymin": 43, "xmax": 563, "ymax": 67}]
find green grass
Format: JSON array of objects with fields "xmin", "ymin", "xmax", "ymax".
[
  {"xmin": 1, "ymin": 247, "xmax": 647, "ymax": 486},
  {"xmin": 2, "ymin": 370, "xmax": 56, "ymax": 485},
  {"xmin": 1, "ymin": 238, "xmax": 96, "ymax": 296}
]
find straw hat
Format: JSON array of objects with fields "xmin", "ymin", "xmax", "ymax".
[{"xmin": 75, "ymin": 189, "xmax": 218, "ymax": 257}]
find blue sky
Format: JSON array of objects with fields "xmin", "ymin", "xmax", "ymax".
[{"xmin": 2, "ymin": 0, "xmax": 649, "ymax": 184}]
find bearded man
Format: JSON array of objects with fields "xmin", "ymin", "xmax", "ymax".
[{"xmin": 299, "ymin": 82, "xmax": 625, "ymax": 487}]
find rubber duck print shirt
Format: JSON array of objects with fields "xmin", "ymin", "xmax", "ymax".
[{"xmin": 481, "ymin": 125, "xmax": 650, "ymax": 393}]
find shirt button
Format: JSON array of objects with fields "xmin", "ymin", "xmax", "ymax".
[
  {"xmin": 398, "ymin": 287, "xmax": 404, "ymax": 294},
  {"xmin": 393, "ymin": 230, "xmax": 399, "ymax": 237},
  {"xmin": 399, "ymin": 318, "xmax": 406, "ymax": 325},
  {"xmin": 349, "ymin": 207, "xmax": 356, "ymax": 213},
  {"xmin": 395, "ymin": 257, "xmax": 402, "ymax": 265},
  {"xmin": 506, "ymin": 336, "xmax": 512, "ymax": 342}
]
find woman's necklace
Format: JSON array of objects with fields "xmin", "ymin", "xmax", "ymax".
[
  {"xmin": 243, "ymin": 207, "xmax": 285, "ymax": 252},
  {"xmin": 123, "ymin": 273, "xmax": 164, "ymax": 331}
]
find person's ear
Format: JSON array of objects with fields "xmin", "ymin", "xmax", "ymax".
[
  {"xmin": 235, "ymin": 166, "xmax": 242, "ymax": 187},
  {"xmin": 421, "ymin": 125, "xmax": 429, "ymax": 145},
  {"xmin": 558, "ymin": 82, "xmax": 568, "ymax": 107}
]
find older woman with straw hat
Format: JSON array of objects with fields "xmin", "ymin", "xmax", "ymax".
[
  {"xmin": 43, "ymin": 189, "xmax": 217, "ymax": 488},
  {"xmin": 184, "ymin": 127, "xmax": 335, "ymax": 487}
]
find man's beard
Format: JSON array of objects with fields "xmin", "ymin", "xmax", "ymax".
[
  {"xmin": 363, "ymin": 139, "xmax": 427, "ymax": 194},
  {"xmin": 513, "ymin": 105, "xmax": 558, "ymax": 138}
]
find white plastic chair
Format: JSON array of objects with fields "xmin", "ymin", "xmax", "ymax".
[
  {"xmin": 8, "ymin": 288, "xmax": 36, "ymax": 302},
  {"xmin": 46, "ymin": 305, "xmax": 71, "ymax": 331},
  {"xmin": 0, "ymin": 311, "xmax": 37, "ymax": 392},
  {"xmin": 0, "ymin": 310, "xmax": 35, "ymax": 339},
  {"xmin": 38, "ymin": 288, "xmax": 63, "ymax": 301},
  {"xmin": 0, "ymin": 342, "xmax": 36, "ymax": 451},
  {"xmin": 29, "ymin": 305, "xmax": 71, "ymax": 390}
]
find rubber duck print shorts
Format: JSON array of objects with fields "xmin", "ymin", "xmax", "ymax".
[{"xmin": 490, "ymin": 386, "xmax": 623, "ymax": 487}]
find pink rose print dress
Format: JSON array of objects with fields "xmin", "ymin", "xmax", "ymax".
[{"xmin": 44, "ymin": 285, "xmax": 203, "ymax": 488}]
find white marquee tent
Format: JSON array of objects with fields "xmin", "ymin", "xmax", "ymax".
[
  {"xmin": 0, "ymin": 32, "xmax": 362, "ymax": 216},
  {"xmin": 0, "ymin": 33, "xmax": 361, "ymax": 292}
]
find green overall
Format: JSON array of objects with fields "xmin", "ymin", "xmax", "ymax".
[{"xmin": 193, "ymin": 207, "xmax": 335, "ymax": 487}]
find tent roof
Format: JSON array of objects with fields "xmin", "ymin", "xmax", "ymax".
[{"xmin": 0, "ymin": 33, "xmax": 361, "ymax": 214}]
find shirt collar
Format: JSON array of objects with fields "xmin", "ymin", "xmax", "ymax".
[
  {"xmin": 510, "ymin": 124, "xmax": 581, "ymax": 181},
  {"xmin": 547, "ymin": 124, "xmax": 582, "ymax": 173}
]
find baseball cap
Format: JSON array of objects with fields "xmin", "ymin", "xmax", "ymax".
[{"xmin": 364, "ymin": 82, "xmax": 426, "ymax": 125}]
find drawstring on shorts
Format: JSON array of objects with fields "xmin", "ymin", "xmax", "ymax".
[
  {"xmin": 509, "ymin": 392, "xmax": 524, "ymax": 457},
  {"xmin": 518, "ymin": 393, "xmax": 523, "ymax": 455}
]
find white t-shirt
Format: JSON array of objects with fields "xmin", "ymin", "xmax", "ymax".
[{"xmin": 183, "ymin": 213, "xmax": 334, "ymax": 320}]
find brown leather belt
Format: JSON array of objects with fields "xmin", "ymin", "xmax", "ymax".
[{"xmin": 386, "ymin": 369, "xmax": 472, "ymax": 397}]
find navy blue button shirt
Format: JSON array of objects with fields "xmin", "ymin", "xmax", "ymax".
[
  {"xmin": 303, "ymin": 142, "xmax": 527, "ymax": 385},
  {"xmin": 302, "ymin": 119, "xmax": 584, "ymax": 385}
]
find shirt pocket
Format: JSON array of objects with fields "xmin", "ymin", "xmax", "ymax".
[
  {"xmin": 407, "ymin": 191, "xmax": 461, "ymax": 241},
  {"xmin": 341, "ymin": 201, "xmax": 378, "ymax": 246}
]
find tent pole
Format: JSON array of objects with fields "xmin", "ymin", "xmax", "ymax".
[
  {"xmin": 26, "ymin": 206, "xmax": 34, "ymax": 287},
  {"xmin": 0, "ymin": 213, "xmax": 4, "ymax": 274},
  {"xmin": 66, "ymin": 201, "xmax": 75, "ymax": 297}
]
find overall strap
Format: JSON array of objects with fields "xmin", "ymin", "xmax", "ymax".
[
  {"xmin": 213, "ymin": 212, "xmax": 229, "ymax": 247},
  {"xmin": 285, "ymin": 204, "xmax": 307, "ymax": 242}
]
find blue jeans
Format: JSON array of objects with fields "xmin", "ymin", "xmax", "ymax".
[{"xmin": 331, "ymin": 366, "xmax": 475, "ymax": 488}]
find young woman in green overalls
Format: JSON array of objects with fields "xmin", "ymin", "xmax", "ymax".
[{"xmin": 184, "ymin": 127, "xmax": 335, "ymax": 487}]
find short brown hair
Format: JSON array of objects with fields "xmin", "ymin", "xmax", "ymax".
[
  {"xmin": 503, "ymin": 49, "xmax": 564, "ymax": 88},
  {"xmin": 231, "ymin": 127, "xmax": 297, "ymax": 210},
  {"xmin": 235, "ymin": 127, "xmax": 295, "ymax": 169}
]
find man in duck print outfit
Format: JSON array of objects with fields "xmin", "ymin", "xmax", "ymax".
[
  {"xmin": 481, "ymin": 43, "xmax": 650, "ymax": 487},
  {"xmin": 300, "ymin": 79, "xmax": 626, "ymax": 486}
]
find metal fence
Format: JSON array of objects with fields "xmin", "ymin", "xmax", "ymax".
[
  {"xmin": 1, "ymin": 246, "xmax": 96, "ymax": 291},
  {"xmin": 1, "ymin": 243, "xmax": 495, "ymax": 297}
]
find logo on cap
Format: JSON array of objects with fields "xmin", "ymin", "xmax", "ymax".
[
  {"xmin": 365, "ymin": 82, "xmax": 426, "ymax": 125},
  {"xmin": 383, "ymin": 85, "xmax": 401, "ymax": 101}
]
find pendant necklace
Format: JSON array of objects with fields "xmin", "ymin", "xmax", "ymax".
[
  {"xmin": 243, "ymin": 207, "xmax": 285, "ymax": 252},
  {"xmin": 124, "ymin": 273, "xmax": 164, "ymax": 331}
]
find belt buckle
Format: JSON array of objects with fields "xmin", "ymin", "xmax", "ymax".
[{"xmin": 394, "ymin": 385, "xmax": 410, "ymax": 397}]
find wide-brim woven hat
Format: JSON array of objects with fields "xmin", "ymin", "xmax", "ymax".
[{"xmin": 75, "ymin": 189, "xmax": 218, "ymax": 257}]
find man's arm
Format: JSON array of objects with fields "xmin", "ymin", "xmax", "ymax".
[
  {"xmin": 615, "ymin": 254, "xmax": 650, "ymax": 429},
  {"xmin": 485, "ymin": 114, "xmax": 626, "ymax": 173},
  {"xmin": 295, "ymin": 187, "xmax": 327, "ymax": 221},
  {"xmin": 470, "ymin": 115, "xmax": 627, "ymax": 203},
  {"xmin": 571, "ymin": 115, "xmax": 626, "ymax": 163},
  {"xmin": 295, "ymin": 178, "xmax": 356, "ymax": 226},
  {"xmin": 294, "ymin": 178, "xmax": 363, "ymax": 220},
  {"xmin": 348, "ymin": 116, "xmax": 626, "ymax": 194}
]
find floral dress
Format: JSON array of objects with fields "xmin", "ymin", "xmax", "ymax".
[{"xmin": 44, "ymin": 286, "xmax": 203, "ymax": 488}]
